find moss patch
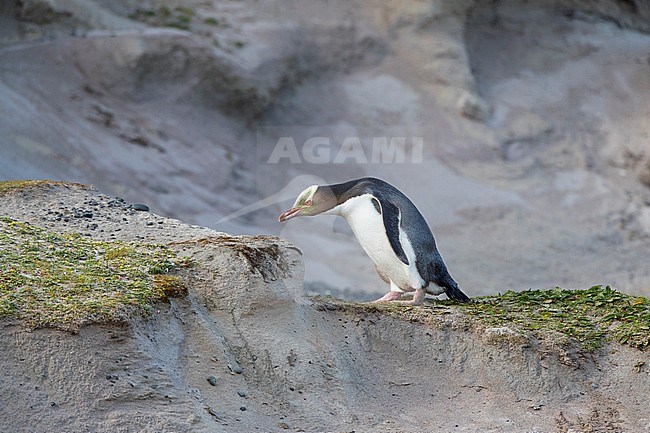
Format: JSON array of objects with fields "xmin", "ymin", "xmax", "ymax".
[
  {"xmin": 0, "ymin": 180, "xmax": 87, "ymax": 196},
  {"xmin": 0, "ymin": 216, "xmax": 189, "ymax": 331},
  {"xmin": 462, "ymin": 286, "xmax": 649, "ymax": 351},
  {"xmin": 128, "ymin": 4, "xmax": 195, "ymax": 30},
  {"xmin": 316, "ymin": 286, "xmax": 650, "ymax": 352}
]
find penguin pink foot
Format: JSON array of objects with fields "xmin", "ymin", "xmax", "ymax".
[
  {"xmin": 395, "ymin": 288, "xmax": 426, "ymax": 306},
  {"xmin": 372, "ymin": 291, "xmax": 403, "ymax": 303}
]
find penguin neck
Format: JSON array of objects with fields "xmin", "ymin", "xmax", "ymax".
[
  {"xmin": 323, "ymin": 194, "xmax": 374, "ymax": 223},
  {"xmin": 321, "ymin": 180, "xmax": 367, "ymax": 218}
]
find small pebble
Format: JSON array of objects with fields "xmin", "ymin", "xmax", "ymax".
[
  {"xmin": 207, "ymin": 376, "xmax": 217, "ymax": 386},
  {"xmin": 239, "ymin": 406, "xmax": 246, "ymax": 411},
  {"xmin": 237, "ymin": 390, "xmax": 247, "ymax": 398},
  {"xmin": 228, "ymin": 363, "xmax": 243, "ymax": 374}
]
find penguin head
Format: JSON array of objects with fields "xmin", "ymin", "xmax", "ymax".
[{"xmin": 278, "ymin": 185, "xmax": 336, "ymax": 222}]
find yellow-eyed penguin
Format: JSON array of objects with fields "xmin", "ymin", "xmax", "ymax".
[{"xmin": 278, "ymin": 177, "xmax": 470, "ymax": 305}]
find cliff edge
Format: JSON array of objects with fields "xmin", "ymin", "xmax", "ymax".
[{"xmin": 0, "ymin": 181, "xmax": 648, "ymax": 433}]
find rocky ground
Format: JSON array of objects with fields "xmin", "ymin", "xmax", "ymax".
[
  {"xmin": 1, "ymin": 181, "xmax": 649, "ymax": 433},
  {"xmin": 0, "ymin": 0, "xmax": 649, "ymax": 300}
]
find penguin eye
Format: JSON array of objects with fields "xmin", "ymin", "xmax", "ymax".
[{"xmin": 305, "ymin": 200, "xmax": 313, "ymax": 206}]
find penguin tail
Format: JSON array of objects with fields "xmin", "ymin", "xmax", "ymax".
[
  {"xmin": 426, "ymin": 258, "xmax": 471, "ymax": 302},
  {"xmin": 444, "ymin": 283, "xmax": 471, "ymax": 303}
]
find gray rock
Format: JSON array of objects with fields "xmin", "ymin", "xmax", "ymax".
[{"xmin": 131, "ymin": 203, "xmax": 150, "ymax": 212}]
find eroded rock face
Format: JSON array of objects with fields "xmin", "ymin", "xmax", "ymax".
[
  {"xmin": 1, "ymin": 182, "xmax": 649, "ymax": 433},
  {"xmin": 178, "ymin": 235, "xmax": 303, "ymax": 315}
]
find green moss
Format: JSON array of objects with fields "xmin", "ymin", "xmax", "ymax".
[
  {"xmin": 128, "ymin": 4, "xmax": 194, "ymax": 30},
  {"xmin": 0, "ymin": 180, "xmax": 86, "ymax": 196},
  {"xmin": 461, "ymin": 286, "xmax": 650, "ymax": 351},
  {"xmin": 174, "ymin": 6, "xmax": 195, "ymax": 18},
  {"xmin": 0, "ymin": 216, "xmax": 189, "ymax": 331},
  {"xmin": 166, "ymin": 20, "xmax": 191, "ymax": 30},
  {"xmin": 319, "ymin": 286, "xmax": 650, "ymax": 352},
  {"xmin": 158, "ymin": 5, "xmax": 172, "ymax": 19}
]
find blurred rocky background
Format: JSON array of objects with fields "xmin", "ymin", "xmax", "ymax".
[{"xmin": 1, "ymin": 0, "xmax": 649, "ymax": 299}]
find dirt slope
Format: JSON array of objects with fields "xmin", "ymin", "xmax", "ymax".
[{"xmin": 1, "ymin": 183, "xmax": 648, "ymax": 433}]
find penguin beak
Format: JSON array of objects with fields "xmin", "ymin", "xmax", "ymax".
[{"xmin": 278, "ymin": 207, "xmax": 301, "ymax": 222}]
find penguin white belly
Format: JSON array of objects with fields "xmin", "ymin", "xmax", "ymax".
[{"xmin": 333, "ymin": 195, "xmax": 424, "ymax": 291}]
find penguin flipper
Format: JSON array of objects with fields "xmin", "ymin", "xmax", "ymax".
[{"xmin": 377, "ymin": 198, "xmax": 409, "ymax": 265}]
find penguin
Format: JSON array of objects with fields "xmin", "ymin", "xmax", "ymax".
[{"xmin": 278, "ymin": 177, "xmax": 470, "ymax": 305}]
